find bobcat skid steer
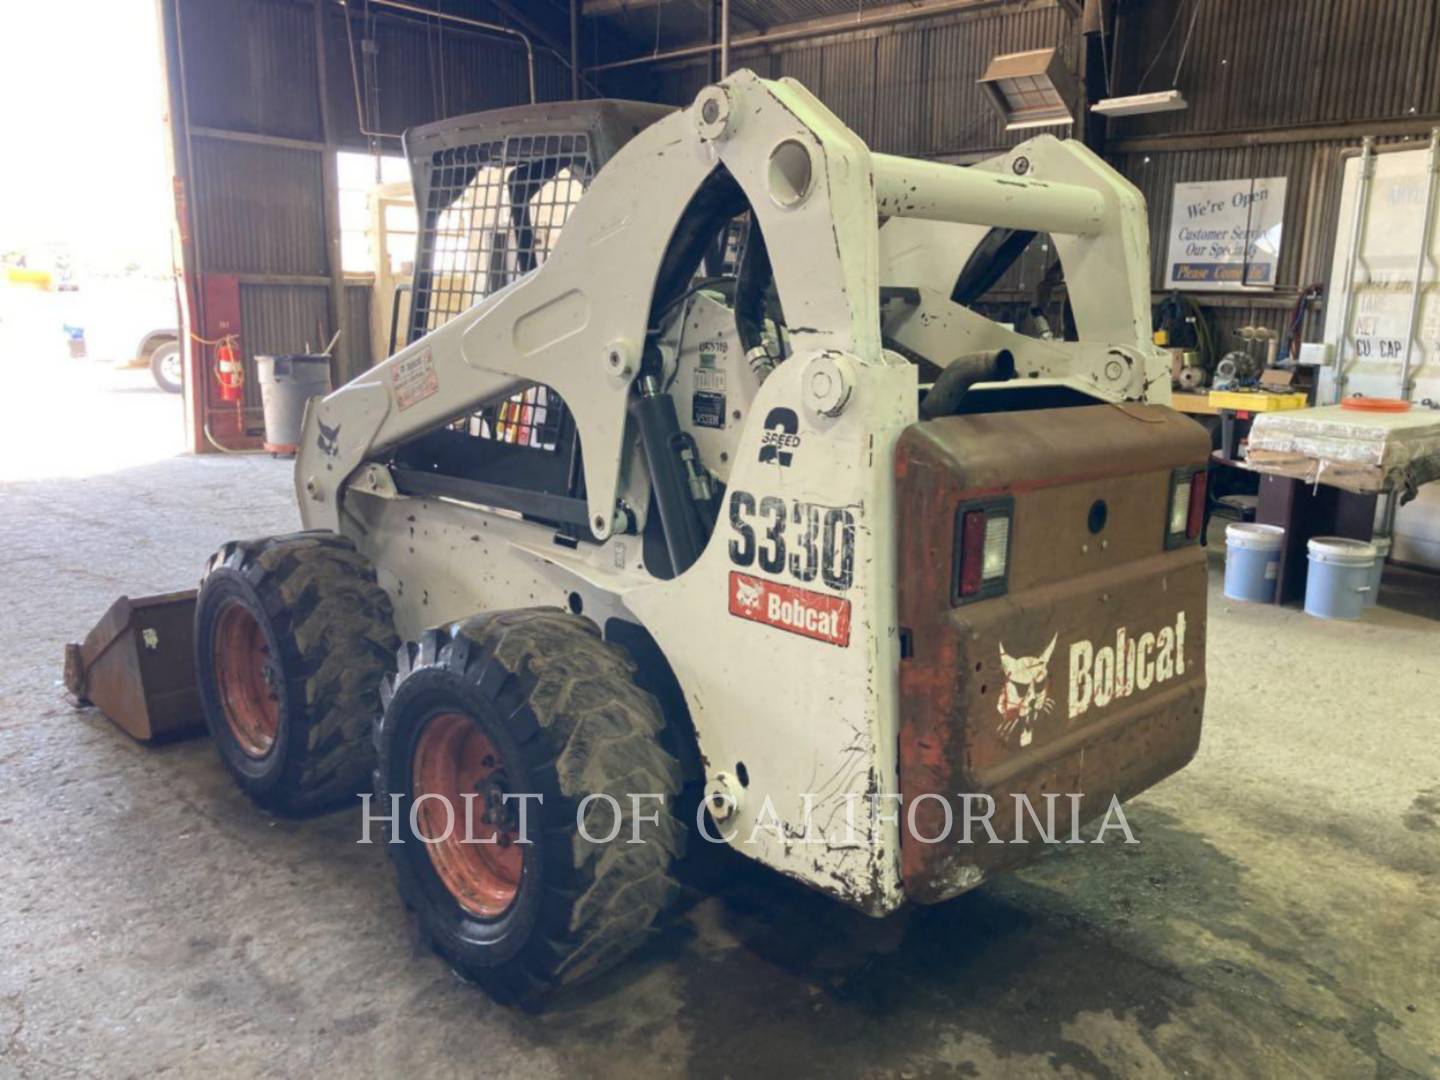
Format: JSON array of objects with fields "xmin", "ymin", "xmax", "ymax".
[{"xmin": 194, "ymin": 71, "xmax": 1209, "ymax": 1003}]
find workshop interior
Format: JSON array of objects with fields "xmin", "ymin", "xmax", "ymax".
[{"xmin": 3, "ymin": 0, "xmax": 1437, "ymax": 1076}]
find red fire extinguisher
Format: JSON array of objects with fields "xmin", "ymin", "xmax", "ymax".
[{"xmin": 214, "ymin": 335, "xmax": 243, "ymax": 403}]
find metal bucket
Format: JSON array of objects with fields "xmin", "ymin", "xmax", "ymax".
[
  {"xmin": 1304, "ymin": 537, "xmax": 1376, "ymax": 620},
  {"xmin": 64, "ymin": 590, "xmax": 204, "ymax": 742},
  {"xmin": 1364, "ymin": 536, "xmax": 1391, "ymax": 607},
  {"xmin": 1223, "ymin": 522, "xmax": 1285, "ymax": 603},
  {"xmin": 256, "ymin": 354, "xmax": 332, "ymax": 454}
]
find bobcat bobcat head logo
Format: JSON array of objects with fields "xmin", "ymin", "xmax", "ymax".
[
  {"xmin": 316, "ymin": 419, "xmax": 341, "ymax": 458},
  {"xmin": 734, "ymin": 577, "xmax": 763, "ymax": 613},
  {"xmin": 996, "ymin": 635, "xmax": 1057, "ymax": 747}
]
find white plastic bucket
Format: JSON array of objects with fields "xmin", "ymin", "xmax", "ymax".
[
  {"xmin": 1364, "ymin": 537, "xmax": 1391, "ymax": 607},
  {"xmin": 1304, "ymin": 537, "xmax": 1376, "ymax": 620},
  {"xmin": 1224, "ymin": 523, "xmax": 1285, "ymax": 603}
]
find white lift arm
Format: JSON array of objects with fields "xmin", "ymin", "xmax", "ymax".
[{"xmin": 296, "ymin": 70, "xmax": 1167, "ymax": 534}]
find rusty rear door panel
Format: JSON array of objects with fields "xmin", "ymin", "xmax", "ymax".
[{"xmin": 895, "ymin": 403, "xmax": 1210, "ymax": 904}]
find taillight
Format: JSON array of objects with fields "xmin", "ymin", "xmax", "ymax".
[
  {"xmin": 953, "ymin": 498, "xmax": 1014, "ymax": 604},
  {"xmin": 958, "ymin": 510, "xmax": 986, "ymax": 597},
  {"xmin": 1187, "ymin": 470, "xmax": 1208, "ymax": 538},
  {"xmin": 1166, "ymin": 466, "xmax": 1208, "ymax": 547},
  {"xmin": 1169, "ymin": 477, "xmax": 1192, "ymax": 535}
]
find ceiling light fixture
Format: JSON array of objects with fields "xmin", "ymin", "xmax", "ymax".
[{"xmin": 1091, "ymin": 89, "xmax": 1189, "ymax": 116}]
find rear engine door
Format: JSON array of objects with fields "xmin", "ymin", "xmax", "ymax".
[{"xmin": 894, "ymin": 403, "xmax": 1210, "ymax": 902}]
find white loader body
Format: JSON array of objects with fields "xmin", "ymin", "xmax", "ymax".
[{"xmin": 294, "ymin": 71, "xmax": 1173, "ymax": 913}]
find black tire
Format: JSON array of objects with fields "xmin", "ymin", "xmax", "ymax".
[
  {"xmin": 150, "ymin": 340, "xmax": 182, "ymax": 393},
  {"xmin": 376, "ymin": 610, "xmax": 685, "ymax": 1006},
  {"xmin": 195, "ymin": 531, "xmax": 399, "ymax": 815}
]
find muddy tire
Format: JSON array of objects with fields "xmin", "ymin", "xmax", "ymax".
[
  {"xmin": 375, "ymin": 610, "xmax": 685, "ymax": 1006},
  {"xmin": 195, "ymin": 531, "xmax": 398, "ymax": 815}
]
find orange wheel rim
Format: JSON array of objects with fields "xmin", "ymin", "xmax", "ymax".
[
  {"xmin": 412, "ymin": 712, "xmax": 524, "ymax": 918},
  {"xmin": 213, "ymin": 602, "xmax": 281, "ymax": 758}
]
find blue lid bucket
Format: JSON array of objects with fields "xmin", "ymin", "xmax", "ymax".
[
  {"xmin": 1304, "ymin": 537, "xmax": 1376, "ymax": 620},
  {"xmin": 1224, "ymin": 523, "xmax": 1285, "ymax": 603}
]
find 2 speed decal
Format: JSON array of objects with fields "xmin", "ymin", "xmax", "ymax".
[
  {"xmin": 727, "ymin": 490, "xmax": 856, "ymax": 591},
  {"xmin": 757, "ymin": 407, "xmax": 800, "ymax": 466}
]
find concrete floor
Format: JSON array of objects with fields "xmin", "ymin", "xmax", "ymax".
[{"xmin": 1, "ymin": 360, "xmax": 1437, "ymax": 1079}]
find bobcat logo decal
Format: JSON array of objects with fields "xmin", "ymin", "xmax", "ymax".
[
  {"xmin": 733, "ymin": 576, "xmax": 764, "ymax": 613},
  {"xmin": 996, "ymin": 635, "xmax": 1056, "ymax": 747},
  {"xmin": 316, "ymin": 419, "xmax": 341, "ymax": 458}
]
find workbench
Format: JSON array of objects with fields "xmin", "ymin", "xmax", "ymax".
[
  {"xmin": 1171, "ymin": 391, "xmax": 1219, "ymax": 416},
  {"xmin": 1207, "ymin": 390, "xmax": 1309, "ymax": 414},
  {"xmin": 1236, "ymin": 404, "xmax": 1440, "ymax": 603},
  {"xmin": 1171, "ymin": 389, "xmax": 1308, "ymax": 418},
  {"xmin": 1246, "ymin": 404, "xmax": 1440, "ymax": 497},
  {"xmin": 1176, "ymin": 392, "xmax": 1370, "ymax": 604},
  {"xmin": 1180, "ymin": 389, "xmax": 1310, "ymax": 461}
]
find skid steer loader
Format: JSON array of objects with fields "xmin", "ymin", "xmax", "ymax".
[{"xmin": 194, "ymin": 72, "xmax": 1209, "ymax": 1003}]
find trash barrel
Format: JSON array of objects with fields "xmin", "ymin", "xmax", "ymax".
[
  {"xmin": 256, "ymin": 354, "xmax": 332, "ymax": 454},
  {"xmin": 1223, "ymin": 522, "xmax": 1285, "ymax": 603},
  {"xmin": 1304, "ymin": 537, "xmax": 1377, "ymax": 620}
]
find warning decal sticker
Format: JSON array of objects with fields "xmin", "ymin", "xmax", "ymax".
[
  {"xmin": 391, "ymin": 346, "xmax": 440, "ymax": 411},
  {"xmin": 728, "ymin": 571, "xmax": 852, "ymax": 647}
]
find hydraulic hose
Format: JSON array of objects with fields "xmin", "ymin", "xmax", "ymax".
[
  {"xmin": 734, "ymin": 216, "xmax": 772, "ymax": 355},
  {"xmin": 733, "ymin": 216, "xmax": 778, "ymax": 382},
  {"xmin": 631, "ymin": 373, "xmax": 711, "ymax": 576}
]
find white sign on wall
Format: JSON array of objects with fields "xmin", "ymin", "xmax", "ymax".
[{"xmin": 1164, "ymin": 177, "xmax": 1288, "ymax": 290}]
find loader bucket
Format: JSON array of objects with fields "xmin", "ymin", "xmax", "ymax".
[{"xmin": 64, "ymin": 591, "xmax": 205, "ymax": 742}]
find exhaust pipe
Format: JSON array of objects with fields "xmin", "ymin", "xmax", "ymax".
[{"xmin": 920, "ymin": 349, "xmax": 1016, "ymax": 419}]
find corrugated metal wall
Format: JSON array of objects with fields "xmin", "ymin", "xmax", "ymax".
[
  {"xmin": 345, "ymin": 284, "xmax": 374, "ymax": 373},
  {"xmin": 189, "ymin": 138, "xmax": 329, "ymax": 277},
  {"xmin": 627, "ymin": 0, "xmax": 1440, "ymax": 149},
  {"xmin": 1105, "ymin": 0, "xmax": 1440, "ymax": 347},
  {"xmin": 167, "ymin": 0, "xmax": 562, "ymax": 448},
  {"xmin": 323, "ymin": 9, "xmax": 568, "ymax": 141},
  {"xmin": 604, "ymin": 0, "xmax": 1440, "ymax": 351},
  {"xmin": 182, "ymin": 0, "xmax": 324, "ymax": 140},
  {"xmin": 225, "ymin": 282, "xmax": 370, "ymax": 415},
  {"xmin": 1109, "ymin": 0, "xmax": 1440, "ymax": 140},
  {"xmin": 606, "ymin": 2, "xmax": 1076, "ymax": 159},
  {"xmin": 168, "ymin": 0, "xmax": 1440, "ymax": 440},
  {"xmin": 235, "ymin": 284, "xmax": 331, "ymax": 415}
]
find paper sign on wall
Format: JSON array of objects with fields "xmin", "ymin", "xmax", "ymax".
[{"xmin": 1164, "ymin": 177, "xmax": 1288, "ymax": 290}]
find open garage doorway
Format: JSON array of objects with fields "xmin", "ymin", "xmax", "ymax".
[{"xmin": 0, "ymin": 0, "xmax": 186, "ymax": 482}]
